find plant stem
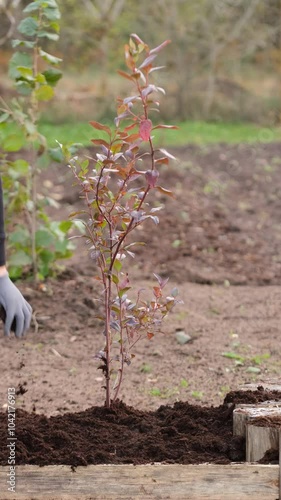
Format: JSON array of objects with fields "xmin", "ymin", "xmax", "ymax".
[
  {"xmin": 30, "ymin": 148, "xmax": 38, "ymax": 280},
  {"xmin": 104, "ymin": 275, "xmax": 112, "ymax": 408},
  {"xmin": 113, "ymin": 297, "xmax": 125, "ymax": 402}
]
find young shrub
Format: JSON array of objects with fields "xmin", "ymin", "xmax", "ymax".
[
  {"xmin": 68, "ymin": 34, "xmax": 180, "ymax": 408},
  {"xmin": 0, "ymin": 0, "xmax": 74, "ymax": 280}
]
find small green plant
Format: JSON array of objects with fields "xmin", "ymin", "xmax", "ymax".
[
  {"xmin": 250, "ymin": 353, "xmax": 270, "ymax": 365},
  {"xmin": 69, "ymin": 34, "xmax": 180, "ymax": 408},
  {"xmin": 0, "ymin": 0, "xmax": 74, "ymax": 280},
  {"xmin": 191, "ymin": 390, "xmax": 204, "ymax": 400},
  {"xmin": 180, "ymin": 378, "xmax": 189, "ymax": 388},
  {"xmin": 149, "ymin": 386, "xmax": 179, "ymax": 399},
  {"xmin": 140, "ymin": 363, "xmax": 152, "ymax": 374},
  {"xmin": 149, "ymin": 387, "xmax": 162, "ymax": 397}
]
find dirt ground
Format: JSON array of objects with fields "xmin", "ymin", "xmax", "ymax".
[{"xmin": 1, "ymin": 141, "xmax": 281, "ymax": 465}]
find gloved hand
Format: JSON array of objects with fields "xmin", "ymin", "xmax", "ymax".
[{"xmin": 0, "ymin": 273, "xmax": 32, "ymax": 338}]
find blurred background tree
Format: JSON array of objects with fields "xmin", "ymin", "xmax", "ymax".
[{"xmin": 0, "ymin": 0, "xmax": 280, "ymax": 125}]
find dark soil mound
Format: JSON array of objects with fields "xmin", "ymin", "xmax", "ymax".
[{"xmin": 1, "ymin": 389, "xmax": 280, "ymax": 467}]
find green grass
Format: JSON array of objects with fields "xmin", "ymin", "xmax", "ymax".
[
  {"xmin": 39, "ymin": 120, "xmax": 281, "ymax": 147},
  {"xmin": 1, "ymin": 120, "xmax": 281, "ymax": 149}
]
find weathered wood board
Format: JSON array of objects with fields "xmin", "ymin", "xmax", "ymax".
[{"xmin": 0, "ymin": 464, "xmax": 279, "ymax": 500}]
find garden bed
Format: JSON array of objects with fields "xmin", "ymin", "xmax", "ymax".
[
  {"xmin": 1, "ymin": 142, "xmax": 281, "ymax": 497},
  {"xmin": 0, "ymin": 388, "xmax": 281, "ymax": 499}
]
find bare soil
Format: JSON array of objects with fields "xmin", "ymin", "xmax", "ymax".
[
  {"xmin": 1, "ymin": 141, "xmax": 281, "ymax": 466},
  {"xmin": 1, "ymin": 389, "xmax": 281, "ymax": 467}
]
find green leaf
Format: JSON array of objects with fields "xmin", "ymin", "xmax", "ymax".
[
  {"xmin": 38, "ymin": 249, "xmax": 54, "ymax": 266},
  {"xmin": 221, "ymin": 352, "xmax": 244, "ymax": 362},
  {"xmin": 36, "ymin": 73, "xmax": 47, "ymax": 84},
  {"xmin": 25, "ymin": 120, "xmax": 37, "ymax": 136},
  {"xmin": 39, "ymin": 49, "xmax": 62, "ymax": 65},
  {"xmin": 113, "ymin": 259, "xmax": 122, "ymax": 272},
  {"xmin": 42, "ymin": 68, "xmax": 62, "ymax": 86},
  {"xmin": 9, "ymin": 52, "xmax": 32, "ymax": 80},
  {"xmin": 246, "ymin": 366, "xmax": 261, "ymax": 374},
  {"xmin": 54, "ymin": 239, "xmax": 68, "ymax": 253},
  {"xmin": 2, "ymin": 134, "xmax": 25, "ymax": 152},
  {"xmin": 35, "ymin": 229, "xmax": 55, "ymax": 247},
  {"xmin": 48, "ymin": 146, "xmax": 64, "ymax": 162},
  {"xmin": 112, "ymin": 274, "xmax": 119, "ymax": 285},
  {"xmin": 9, "ymin": 227, "xmax": 29, "ymax": 245},
  {"xmin": 37, "ymin": 31, "xmax": 59, "ymax": 41},
  {"xmin": 11, "ymin": 159, "xmax": 29, "ymax": 176},
  {"xmin": 34, "ymin": 85, "xmax": 54, "ymax": 101},
  {"xmin": 49, "ymin": 21, "xmax": 60, "ymax": 33},
  {"xmin": 44, "ymin": 7, "xmax": 61, "ymax": 21},
  {"xmin": 18, "ymin": 17, "xmax": 38, "ymax": 37},
  {"xmin": 0, "ymin": 113, "xmax": 10, "ymax": 124},
  {"xmin": 46, "ymin": 0, "xmax": 59, "ymax": 7},
  {"xmin": 16, "ymin": 66, "xmax": 34, "ymax": 80},
  {"xmin": 58, "ymin": 220, "xmax": 72, "ymax": 233},
  {"xmin": 8, "ymin": 250, "xmax": 32, "ymax": 267},
  {"xmin": 23, "ymin": 1, "xmax": 40, "ymax": 13},
  {"xmin": 8, "ymin": 266, "xmax": 24, "ymax": 280},
  {"xmin": 118, "ymin": 287, "xmax": 131, "ymax": 298},
  {"xmin": 15, "ymin": 81, "xmax": 32, "ymax": 95},
  {"xmin": 12, "ymin": 40, "xmax": 35, "ymax": 49}
]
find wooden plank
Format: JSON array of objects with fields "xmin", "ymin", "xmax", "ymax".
[
  {"xmin": 0, "ymin": 464, "xmax": 279, "ymax": 500},
  {"xmin": 239, "ymin": 381, "xmax": 281, "ymax": 392}
]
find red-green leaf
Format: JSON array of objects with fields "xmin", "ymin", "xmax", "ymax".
[
  {"xmin": 124, "ymin": 122, "xmax": 138, "ymax": 133},
  {"xmin": 149, "ymin": 40, "xmax": 171, "ymax": 55},
  {"xmin": 139, "ymin": 119, "xmax": 152, "ymax": 141},
  {"xmin": 152, "ymin": 125, "xmax": 179, "ymax": 130},
  {"xmin": 117, "ymin": 70, "xmax": 134, "ymax": 82},
  {"xmin": 91, "ymin": 139, "xmax": 110, "ymax": 148},
  {"xmin": 153, "ymin": 286, "xmax": 162, "ymax": 299},
  {"xmin": 130, "ymin": 33, "xmax": 146, "ymax": 47},
  {"xmin": 154, "ymin": 273, "xmax": 169, "ymax": 289},
  {"xmin": 159, "ymin": 148, "xmax": 177, "ymax": 160},
  {"xmin": 124, "ymin": 45, "xmax": 135, "ymax": 71},
  {"xmin": 124, "ymin": 133, "xmax": 141, "ymax": 143},
  {"xmin": 155, "ymin": 157, "xmax": 169, "ymax": 165},
  {"xmin": 89, "ymin": 121, "xmax": 111, "ymax": 135},
  {"xmin": 119, "ymin": 287, "xmax": 131, "ymax": 298},
  {"xmin": 139, "ymin": 54, "xmax": 157, "ymax": 69},
  {"xmin": 145, "ymin": 169, "xmax": 159, "ymax": 187},
  {"xmin": 156, "ymin": 186, "xmax": 174, "ymax": 198}
]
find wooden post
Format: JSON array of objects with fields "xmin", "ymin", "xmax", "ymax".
[
  {"xmin": 246, "ymin": 423, "xmax": 279, "ymax": 462},
  {"xmin": 279, "ymin": 428, "xmax": 281, "ymax": 499},
  {"xmin": 233, "ymin": 403, "xmax": 281, "ymax": 437},
  {"xmin": 233, "ymin": 403, "xmax": 281, "ymax": 463}
]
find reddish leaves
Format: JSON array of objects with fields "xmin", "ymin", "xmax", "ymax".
[
  {"xmin": 89, "ymin": 121, "xmax": 111, "ymax": 136},
  {"xmin": 69, "ymin": 34, "xmax": 178, "ymax": 408},
  {"xmin": 149, "ymin": 40, "xmax": 171, "ymax": 55},
  {"xmin": 139, "ymin": 119, "xmax": 152, "ymax": 141},
  {"xmin": 145, "ymin": 169, "xmax": 159, "ymax": 188}
]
